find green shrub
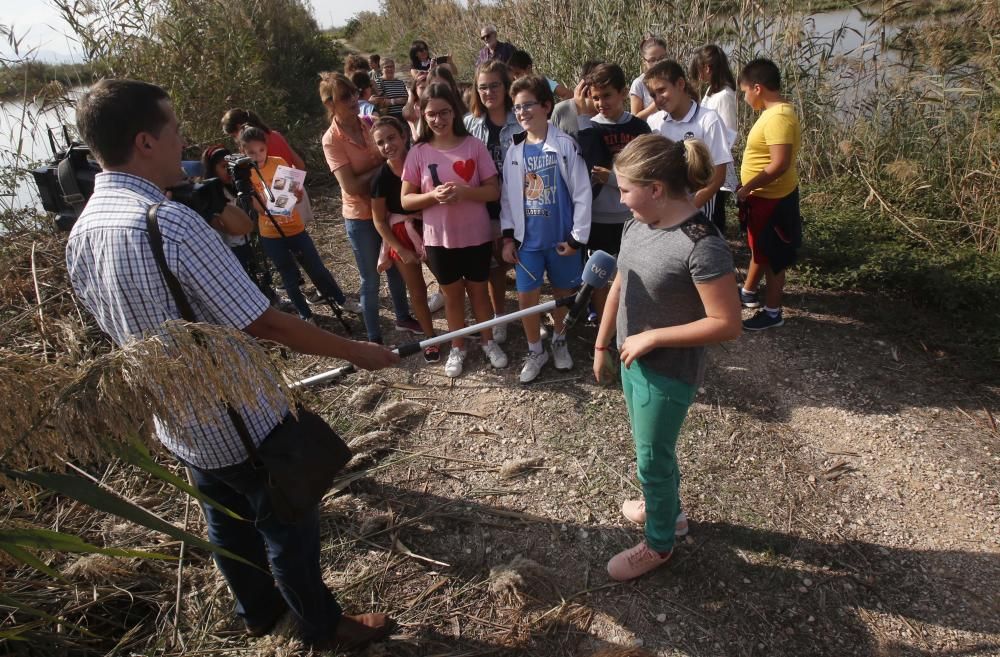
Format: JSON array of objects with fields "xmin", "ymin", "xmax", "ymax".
[
  {"xmin": 798, "ymin": 186, "xmax": 1000, "ymax": 358},
  {"xmin": 55, "ymin": 0, "xmax": 341, "ymax": 161}
]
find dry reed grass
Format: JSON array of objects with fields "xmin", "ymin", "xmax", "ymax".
[{"xmin": 1, "ymin": 320, "xmax": 297, "ymax": 477}]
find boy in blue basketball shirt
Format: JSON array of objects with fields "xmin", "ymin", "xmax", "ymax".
[{"xmin": 501, "ymin": 75, "xmax": 592, "ymax": 383}]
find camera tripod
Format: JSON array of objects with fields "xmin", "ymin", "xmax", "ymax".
[{"xmin": 231, "ymin": 166, "xmax": 353, "ymax": 335}]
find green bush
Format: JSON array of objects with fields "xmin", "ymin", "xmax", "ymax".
[
  {"xmin": 798, "ymin": 186, "xmax": 1000, "ymax": 358},
  {"xmin": 56, "ymin": 0, "xmax": 341, "ymax": 161}
]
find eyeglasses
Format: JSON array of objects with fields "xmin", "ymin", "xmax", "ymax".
[
  {"xmin": 512, "ymin": 101, "xmax": 539, "ymax": 114},
  {"xmin": 424, "ymin": 108, "xmax": 454, "ymax": 121},
  {"xmin": 477, "ymin": 82, "xmax": 503, "ymax": 92}
]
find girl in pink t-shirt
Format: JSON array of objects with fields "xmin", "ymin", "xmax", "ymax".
[{"xmin": 401, "ymin": 82, "xmax": 508, "ymax": 378}]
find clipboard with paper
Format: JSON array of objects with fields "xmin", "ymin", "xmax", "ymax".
[{"xmin": 266, "ymin": 165, "xmax": 306, "ymax": 217}]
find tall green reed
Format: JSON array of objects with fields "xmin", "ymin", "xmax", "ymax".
[{"xmin": 353, "ymin": 0, "xmax": 999, "ymax": 255}]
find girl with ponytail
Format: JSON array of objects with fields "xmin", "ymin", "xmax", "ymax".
[{"xmin": 593, "ymin": 133, "xmax": 742, "ymax": 581}]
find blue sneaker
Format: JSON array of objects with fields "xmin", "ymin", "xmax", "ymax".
[
  {"xmin": 738, "ymin": 286, "xmax": 760, "ymax": 308},
  {"xmin": 743, "ymin": 309, "xmax": 784, "ymax": 331}
]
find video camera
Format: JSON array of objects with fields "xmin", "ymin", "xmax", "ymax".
[
  {"xmin": 31, "ymin": 126, "xmax": 256, "ymax": 231},
  {"xmin": 166, "ymin": 154, "xmax": 257, "ymax": 223}
]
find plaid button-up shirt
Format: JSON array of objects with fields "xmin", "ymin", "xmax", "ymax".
[{"xmin": 66, "ymin": 171, "xmax": 286, "ymax": 469}]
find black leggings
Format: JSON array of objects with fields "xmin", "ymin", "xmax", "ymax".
[{"xmin": 712, "ymin": 190, "xmax": 730, "ymax": 236}]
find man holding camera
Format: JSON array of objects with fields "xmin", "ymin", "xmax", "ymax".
[{"xmin": 65, "ymin": 79, "xmax": 396, "ymax": 651}]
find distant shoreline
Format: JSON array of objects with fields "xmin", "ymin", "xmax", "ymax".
[{"xmin": 0, "ymin": 61, "xmax": 95, "ymax": 101}]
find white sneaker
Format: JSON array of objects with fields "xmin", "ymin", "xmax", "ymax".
[
  {"xmin": 519, "ymin": 350, "xmax": 549, "ymax": 383},
  {"xmin": 444, "ymin": 348, "xmax": 466, "ymax": 378},
  {"xmin": 551, "ymin": 336, "xmax": 572, "ymax": 370},
  {"xmin": 340, "ymin": 299, "xmax": 363, "ymax": 314},
  {"xmin": 482, "ymin": 341, "xmax": 508, "ymax": 368},
  {"xmin": 427, "ymin": 292, "xmax": 445, "ymax": 313},
  {"xmin": 492, "ymin": 319, "xmax": 507, "ymax": 344}
]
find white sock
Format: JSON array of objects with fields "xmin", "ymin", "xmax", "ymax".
[
  {"xmin": 742, "ymin": 287, "xmax": 756, "ymax": 295},
  {"xmin": 764, "ymin": 306, "xmax": 781, "ymax": 317},
  {"xmin": 484, "ymin": 339, "xmax": 496, "ymax": 348},
  {"xmin": 528, "ymin": 340, "xmax": 543, "ymax": 354}
]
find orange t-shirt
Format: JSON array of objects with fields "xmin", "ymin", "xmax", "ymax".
[
  {"xmin": 252, "ymin": 155, "xmax": 305, "ymax": 238},
  {"xmin": 322, "ymin": 118, "xmax": 381, "ymax": 220}
]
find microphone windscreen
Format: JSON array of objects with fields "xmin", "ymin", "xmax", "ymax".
[{"xmin": 581, "ymin": 250, "xmax": 617, "ymax": 289}]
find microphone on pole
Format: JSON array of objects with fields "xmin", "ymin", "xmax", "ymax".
[
  {"xmin": 293, "ymin": 250, "xmax": 618, "ymax": 388},
  {"xmin": 564, "ymin": 249, "xmax": 617, "ymax": 332}
]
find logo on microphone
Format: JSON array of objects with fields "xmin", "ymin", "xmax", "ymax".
[{"xmin": 590, "ymin": 263, "xmax": 609, "ymax": 279}]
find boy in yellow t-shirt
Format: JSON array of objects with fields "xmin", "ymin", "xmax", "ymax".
[{"xmin": 735, "ymin": 58, "xmax": 802, "ymax": 331}]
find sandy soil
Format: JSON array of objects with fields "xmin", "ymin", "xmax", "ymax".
[{"xmin": 229, "ymin": 193, "xmax": 999, "ymax": 657}]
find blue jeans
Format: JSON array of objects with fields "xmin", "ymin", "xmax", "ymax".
[
  {"xmin": 260, "ymin": 231, "xmax": 346, "ymax": 319},
  {"xmin": 185, "ymin": 457, "xmax": 341, "ymax": 644},
  {"xmin": 344, "ymin": 218, "xmax": 410, "ymax": 341}
]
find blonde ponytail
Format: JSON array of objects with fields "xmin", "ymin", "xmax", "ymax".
[
  {"xmin": 614, "ymin": 133, "xmax": 714, "ymax": 197},
  {"xmin": 683, "ymin": 139, "xmax": 714, "ymax": 192}
]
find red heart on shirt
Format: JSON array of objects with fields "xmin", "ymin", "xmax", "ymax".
[{"xmin": 453, "ymin": 158, "xmax": 476, "ymax": 182}]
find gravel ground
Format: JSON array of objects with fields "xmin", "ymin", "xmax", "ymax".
[{"xmin": 227, "ymin": 192, "xmax": 1000, "ymax": 656}]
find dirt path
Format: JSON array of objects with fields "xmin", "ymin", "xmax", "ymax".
[{"xmin": 252, "ymin": 194, "xmax": 999, "ymax": 657}]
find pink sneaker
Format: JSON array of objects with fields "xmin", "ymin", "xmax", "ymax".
[
  {"xmin": 620, "ymin": 500, "xmax": 689, "ymax": 537},
  {"xmin": 607, "ymin": 541, "xmax": 673, "ymax": 581}
]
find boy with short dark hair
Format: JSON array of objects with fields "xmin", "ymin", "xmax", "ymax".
[
  {"xmin": 736, "ymin": 58, "xmax": 802, "ymax": 331},
  {"xmin": 643, "ymin": 59, "xmax": 734, "ymax": 220},
  {"xmin": 573, "ymin": 63, "xmax": 651, "ymax": 318},
  {"xmin": 507, "ymin": 49, "xmax": 571, "ymax": 100},
  {"xmin": 368, "ymin": 53, "xmax": 382, "ymax": 83}
]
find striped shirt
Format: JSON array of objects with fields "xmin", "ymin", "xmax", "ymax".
[
  {"xmin": 66, "ymin": 171, "xmax": 287, "ymax": 469},
  {"xmin": 377, "ymin": 78, "xmax": 408, "ymax": 118}
]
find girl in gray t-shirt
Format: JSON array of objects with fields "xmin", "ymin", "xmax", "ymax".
[{"xmin": 593, "ymin": 133, "xmax": 742, "ymax": 582}]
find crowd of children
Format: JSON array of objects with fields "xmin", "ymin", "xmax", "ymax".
[{"xmin": 203, "ymin": 37, "xmax": 802, "ymax": 582}]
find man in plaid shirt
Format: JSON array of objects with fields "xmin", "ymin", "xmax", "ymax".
[{"xmin": 66, "ymin": 79, "xmax": 395, "ymax": 651}]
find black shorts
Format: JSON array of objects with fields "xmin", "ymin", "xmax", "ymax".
[
  {"xmin": 425, "ymin": 241, "xmax": 492, "ymax": 286},
  {"xmin": 587, "ymin": 222, "xmax": 625, "ymax": 256}
]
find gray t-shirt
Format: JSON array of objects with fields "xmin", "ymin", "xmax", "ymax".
[
  {"xmin": 551, "ymin": 99, "xmax": 578, "ymax": 138},
  {"xmin": 615, "ymin": 214, "xmax": 734, "ymax": 386}
]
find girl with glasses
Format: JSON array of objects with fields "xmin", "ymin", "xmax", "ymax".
[
  {"xmin": 629, "ymin": 35, "xmax": 668, "ymax": 121},
  {"xmin": 464, "ymin": 60, "xmax": 525, "ymax": 344}
]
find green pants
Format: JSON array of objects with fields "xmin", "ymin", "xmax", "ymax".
[{"xmin": 620, "ymin": 361, "xmax": 696, "ymax": 553}]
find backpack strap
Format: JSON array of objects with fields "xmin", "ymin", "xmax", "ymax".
[
  {"xmin": 145, "ymin": 203, "xmax": 196, "ymax": 322},
  {"xmin": 57, "ymin": 155, "xmax": 87, "ymax": 216},
  {"xmin": 145, "ymin": 202, "xmax": 263, "ymax": 464}
]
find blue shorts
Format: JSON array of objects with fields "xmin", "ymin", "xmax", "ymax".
[{"xmin": 515, "ymin": 247, "xmax": 583, "ymax": 293}]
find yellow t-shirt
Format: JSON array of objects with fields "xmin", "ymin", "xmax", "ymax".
[
  {"xmin": 252, "ymin": 155, "xmax": 305, "ymax": 238},
  {"xmin": 740, "ymin": 103, "xmax": 800, "ymax": 199}
]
